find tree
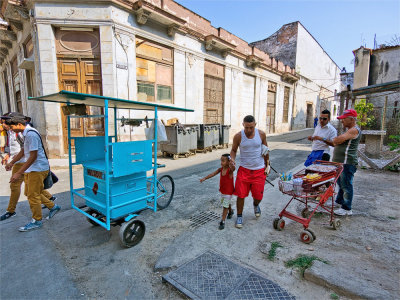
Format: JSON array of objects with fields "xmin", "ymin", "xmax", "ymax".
[{"xmin": 354, "ymin": 99, "xmax": 375, "ymax": 129}]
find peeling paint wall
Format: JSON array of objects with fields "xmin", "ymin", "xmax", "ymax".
[
  {"xmin": 369, "ymin": 47, "xmax": 400, "ymax": 85},
  {"xmin": 250, "ymin": 23, "xmax": 298, "ymax": 69},
  {"xmin": 0, "ymin": 1, "xmax": 298, "ymax": 157}
]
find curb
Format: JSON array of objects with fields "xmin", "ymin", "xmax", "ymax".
[{"xmin": 304, "ymin": 261, "xmax": 393, "ymax": 299}]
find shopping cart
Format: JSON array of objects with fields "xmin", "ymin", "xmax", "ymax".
[{"xmin": 273, "ymin": 161, "xmax": 343, "ymax": 243}]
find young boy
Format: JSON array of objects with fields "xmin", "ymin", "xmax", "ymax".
[{"xmin": 200, "ymin": 154, "xmax": 235, "ymax": 230}]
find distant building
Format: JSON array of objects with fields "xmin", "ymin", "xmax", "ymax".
[
  {"xmin": 0, "ymin": 0, "xmax": 298, "ymax": 157},
  {"xmin": 251, "ymin": 21, "xmax": 342, "ymax": 130}
]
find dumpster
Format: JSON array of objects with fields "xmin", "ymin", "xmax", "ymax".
[
  {"xmin": 160, "ymin": 125, "xmax": 192, "ymax": 159},
  {"xmin": 183, "ymin": 124, "xmax": 199, "ymax": 153},
  {"xmin": 220, "ymin": 125, "xmax": 231, "ymax": 148},
  {"xmin": 198, "ymin": 124, "xmax": 213, "ymax": 152},
  {"xmin": 208, "ymin": 124, "xmax": 221, "ymax": 148}
]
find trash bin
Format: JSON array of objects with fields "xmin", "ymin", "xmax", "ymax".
[
  {"xmin": 220, "ymin": 125, "xmax": 231, "ymax": 148},
  {"xmin": 198, "ymin": 124, "xmax": 214, "ymax": 152},
  {"xmin": 208, "ymin": 124, "xmax": 221, "ymax": 148},
  {"xmin": 160, "ymin": 125, "xmax": 191, "ymax": 159},
  {"xmin": 183, "ymin": 124, "xmax": 199, "ymax": 153}
]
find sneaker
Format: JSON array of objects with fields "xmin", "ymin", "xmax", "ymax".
[
  {"xmin": 334, "ymin": 208, "xmax": 353, "ymax": 216},
  {"xmin": 235, "ymin": 216, "xmax": 243, "ymax": 228},
  {"xmin": 0, "ymin": 211, "xmax": 16, "ymax": 221},
  {"xmin": 42, "ymin": 196, "xmax": 57, "ymax": 209},
  {"xmin": 47, "ymin": 205, "xmax": 61, "ymax": 219},
  {"xmin": 227, "ymin": 209, "xmax": 234, "ymax": 219},
  {"xmin": 254, "ymin": 205, "xmax": 261, "ymax": 218},
  {"xmin": 219, "ymin": 221, "xmax": 225, "ymax": 230},
  {"xmin": 19, "ymin": 219, "xmax": 43, "ymax": 232}
]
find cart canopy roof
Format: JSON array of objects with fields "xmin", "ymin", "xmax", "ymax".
[{"xmin": 28, "ymin": 90, "xmax": 194, "ymax": 112}]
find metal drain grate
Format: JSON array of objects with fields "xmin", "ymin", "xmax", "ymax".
[
  {"xmin": 189, "ymin": 211, "xmax": 220, "ymax": 229},
  {"xmin": 163, "ymin": 251, "xmax": 295, "ymax": 299}
]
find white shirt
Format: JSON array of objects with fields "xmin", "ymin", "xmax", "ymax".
[
  {"xmin": 7, "ymin": 130, "xmax": 26, "ymax": 164},
  {"xmin": 239, "ymin": 128, "xmax": 265, "ymax": 170},
  {"xmin": 22, "ymin": 125, "xmax": 49, "ymax": 173},
  {"xmin": 312, "ymin": 123, "xmax": 337, "ymax": 153}
]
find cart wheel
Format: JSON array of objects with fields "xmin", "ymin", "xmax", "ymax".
[
  {"xmin": 273, "ymin": 217, "xmax": 280, "ymax": 230},
  {"xmin": 300, "ymin": 230, "xmax": 314, "ymax": 244},
  {"xmin": 332, "ymin": 219, "xmax": 341, "ymax": 230},
  {"xmin": 156, "ymin": 175, "xmax": 175, "ymax": 210},
  {"xmin": 276, "ymin": 219, "xmax": 285, "ymax": 231},
  {"xmin": 173, "ymin": 154, "xmax": 179, "ymax": 160},
  {"xmin": 86, "ymin": 209, "xmax": 101, "ymax": 226},
  {"xmin": 119, "ymin": 219, "xmax": 146, "ymax": 248},
  {"xmin": 307, "ymin": 228, "xmax": 316, "ymax": 241},
  {"xmin": 301, "ymin": 208, "xmax": 311, "ymax": 218}
]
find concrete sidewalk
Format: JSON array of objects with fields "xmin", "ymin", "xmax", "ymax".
[{"xmin": 155, "ymin": 167, "xmax": 400, "ymax": 299}]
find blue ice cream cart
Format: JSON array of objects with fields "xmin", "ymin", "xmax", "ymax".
[{"xmin": 29, "ymin": 91, "xmax": 193, "ymax": 247}]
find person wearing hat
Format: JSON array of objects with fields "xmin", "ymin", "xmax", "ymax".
[
  {"xmin": 5, "ymin": 112, "xmax": 60, "ymax": 231},
  {"xmin": 331, "ymin": 109, "xmax": 362, "ymax": 216},
  {"xmin": 0, "ymin": 113, "xmax": 56, "ymax": 221}
]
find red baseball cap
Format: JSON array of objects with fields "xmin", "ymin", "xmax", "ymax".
[{"xmin": 337, "ymin": 109, "xmax": 357, "ymax": 119}]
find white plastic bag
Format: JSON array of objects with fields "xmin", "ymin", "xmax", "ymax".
[{"xmin": 145, "ymin": 119, "xmax": 168, "ymax": 142}]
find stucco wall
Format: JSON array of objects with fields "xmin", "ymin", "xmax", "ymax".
[
  {"xmin": 0, "ymin": 2, "xmax": 298, "ymax": 156},
  {"xmin": 369, "ymin": 47, "xmax": 400, "ymax": 85}
]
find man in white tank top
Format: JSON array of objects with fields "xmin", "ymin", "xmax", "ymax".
[{"xmin": 230, "ymin": 115, "xmax": 270, "ymax": 228}]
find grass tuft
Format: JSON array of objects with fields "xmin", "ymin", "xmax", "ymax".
[
  {"xmin": 267, "ymin": 242, "xmax": 283, "ymax": 261},
  {"xmin": 330, "ymin": 293, "xmax": 339, "ymax": 299},
  {"xmin": 285, "ymin": 255, "xmax": 328, "ymax": 277},
  {"xmin": 387, "ymin": 216, "xmax": 397, "ymax": 220}
]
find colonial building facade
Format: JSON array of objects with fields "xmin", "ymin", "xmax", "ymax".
[
  {"xmin": 0, "ymin": 0, "xmax": 298, "ymax": 157},
  {"xmin": 251, "ymin": 21, "xmax": 342, "ymax": 130}
]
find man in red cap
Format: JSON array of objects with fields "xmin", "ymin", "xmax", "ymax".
[{"xmin": 331, "ymin": 109, "xmax": 361, "ymax": 216}]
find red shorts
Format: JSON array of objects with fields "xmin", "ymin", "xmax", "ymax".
[{"xmin": 234, "ymin": 166, "xmax": 266, "ymax": 200}]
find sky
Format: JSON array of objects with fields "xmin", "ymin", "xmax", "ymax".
[{"xmin": 175, "ymin": 0, "xmax": 400, "ymax": 72}]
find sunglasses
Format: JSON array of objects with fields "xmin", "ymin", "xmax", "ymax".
[{"xmin": 319, "ymin": 117, "xmax": 328, "ymax": 120}]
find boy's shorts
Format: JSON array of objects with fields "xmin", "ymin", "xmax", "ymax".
[
  {"xmin": 221, "ymin": 194, "xmax": 232, "ymax": 208},
  {"xmin": 234, "ymin": 166, "xmax": 266, "ymax": 200}
]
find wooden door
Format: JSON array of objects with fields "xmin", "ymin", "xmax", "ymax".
[
  {"xmin": 58, "ymin": 58, "xmax": 104, "ymax": 151},
  {"xmin": 266, "ymin": 103, "xmax": 275, "ymax": 134},
  {"xmin": 266, "ymin": 87, "xmax": 276, "ymax": 134},
  {"xmin": 204, "ymin": 75, "xmax": 224, "ymax": 124}
]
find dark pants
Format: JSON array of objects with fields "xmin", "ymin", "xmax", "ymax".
[{"xmin": 335, "ymin": 164, "xmax": 357, "ymax": 210}]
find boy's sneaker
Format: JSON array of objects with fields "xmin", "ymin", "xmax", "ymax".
[
  {"xmin": 334, "ymin": 208, "xmax": 353, "ymax": 216},
  {"xmin": 235, "ymin": 216, "xmax": 243, "ymax": 228},
  {"xmin": 0, "ymin": 211, "xmax": 16, "ymax": 221},
  {"xmin": 254, "ymin": 205, "xmax": 261, "ymax": 218},
  {"xmin": 227, "ymin": 209, "xmax": 234, "ymax": 219},
  {"xmin": 47, "ymin": 205, "xmax": 61, "ymax": 219},
  {"xmin": 219, "ymin": 221, "xmax": 225, "ymax": 230},
  {"xmin": 19, "ymin": 219, "xmax": 43, "ymax": 232},
  {"xmin": 42, "ymin": 196, "xmax": 57, "ymax": 209}
]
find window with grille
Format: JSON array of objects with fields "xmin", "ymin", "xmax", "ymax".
[
  {"xmin": 283, "ymin": 87, "xmax": 290, "ymax": 123},
  {"xmin": 136, "ymin": 38, "xmax": 173, "ymax": 103}
]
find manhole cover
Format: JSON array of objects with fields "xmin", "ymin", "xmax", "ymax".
[
  {"xmin": 189, "ymin": 211, "xmax": 220, "ymax": 229},
  {"xmin": 163, "ymin": 251, "xmax": 295, "ymax": 300}
]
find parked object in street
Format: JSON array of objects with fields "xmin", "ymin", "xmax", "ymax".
[
  {"xmin": 275, "ymin": 161, "xmax": 343, "ymax": 243},
  {"xmin": 28, "ymin": 91, "xmax": 192, "ymax": 247},
  {"xmin": 160, "ymin": 124, "xmax": 198, "ymax": 159},
  {"xmin": 219, "ymin": 125, "xmax": 231, "ymax": 148}
]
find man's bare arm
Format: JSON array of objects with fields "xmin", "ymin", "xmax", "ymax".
[
  {"xmin": 259, "ymin": 130, "xmax": 270, "ymax": 167},
  {"xmin": 333, "ymin": 127, "xmax": 359, "ymax": 146},
  {"xmin": 230, "ymin": 132, "xmax": 241, "ymax": 161}
]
